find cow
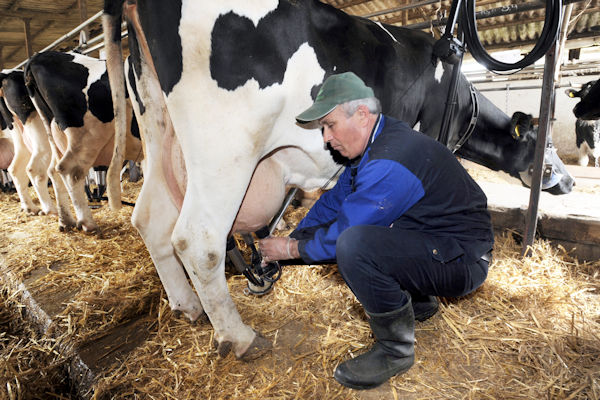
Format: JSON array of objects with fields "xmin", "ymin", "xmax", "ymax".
[
  {"xmin": 566, "ymin": 82, "xmax": 600, "ymax": 167},
  {"xmin": 0, "ymin": 109, "xmax": 15, "ymax": 192},
  {"xmin": 23, "ymin": 51, "xmax": 143, "ymax": 231},
  {"xmin": 572, "ymin": 78, "xmax": 600, "ymax": 121},
  {"xmin": 0, "ymin": 71, "xmax": 64, "ymax": 216},
  {"xmin": 102, "ymin": 0, "xmax": 576, "ymax": 361}
]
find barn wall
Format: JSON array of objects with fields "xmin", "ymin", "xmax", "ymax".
[{"xmin": 473, "ymin": 74, "xmax": 600, "ymax": 165}]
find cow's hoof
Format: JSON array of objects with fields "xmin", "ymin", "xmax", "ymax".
[
  {"xmin": 239, "ymin": 332, "xmax": 272, "ymax": 362},
  {"xmin": 213, "ymin": 339, "xmax": 233, "ymax": 358},
  {"xmin": 77, "ymin": 221, "xmax": 99, "ymax": 232}
]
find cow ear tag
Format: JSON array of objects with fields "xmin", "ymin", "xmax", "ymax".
[{"xmin": 513, "ymin": 125, "xmax": 520, "ymax": 138}]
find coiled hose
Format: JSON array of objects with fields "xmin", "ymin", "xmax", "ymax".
[{"xmin": 460, "ymin": 0, "xmax": 563, "ymax": 71}]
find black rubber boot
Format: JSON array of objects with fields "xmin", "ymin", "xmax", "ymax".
[
  {"xmin": 333, "ymin": 300, "xmax": 415, "ymax": 390},
  {"xmin": 411, "ymin": 294, "xmax": 439, "ymax": 322}
]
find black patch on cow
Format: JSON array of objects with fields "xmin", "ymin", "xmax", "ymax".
[
  {"xmin": 1, "ymin": 71, "xmax": 37, "ymax": 125},
  {"xmin": 133, "ymin": 0, "xmax": 183, "ymax": 95},
  {"xmin": 0, "ymin": 109, "xmax": 6, "ymax": 131},
  {"xmin": 88, "ymin": 71, "xmax": 115, "ymax": 123},
  {"xmin": 0, "ymin": 98, "xmax": 13, "ymax": 130},
  {"xmin": 130, "ymin": 112, "xmax": 140, "ymax": 140},
  {"xmin": 208, "ymin": 0, "xmax": 411, "ymax": 107},
  {"xmin": 25, "ymin": 52, "xmax": 89, "ymax": 130},
  {"xmin": 126, "ymin": 54, "xmax": 145, "ymax": 114}
]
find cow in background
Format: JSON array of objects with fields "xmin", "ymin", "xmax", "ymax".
[
  {"xmin": 0, "ymin": 71, "xmax": 65, "ymax": 216},
  {"xmin": 566, "ymin": 81, "xmax": 600, "ymax": 167},
  {"xmin": 24, "ymin": 51, "xmax": 143, "ymax": 231},
  {"xmin": 103, "ymin": 0, "xmax": 575, "ymax": 360},
  {"xmin": 572, "ymin": 78, "xmax": 600, "ymax": 120},
  {"xmin": 0, "ymin": 108, "xmax": 15, "ymax": 192}
]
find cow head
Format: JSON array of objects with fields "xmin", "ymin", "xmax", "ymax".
[
  {"xmin": 459, "ymin": 108, "xmax": 574, "ymax": 195},
  {"xmin": 509, "ymin": 112, "xmax": 575, "ymax": 194},
  {"xmin": 568, "ymin": 80, "xmax": 600, "ymax": 120}
]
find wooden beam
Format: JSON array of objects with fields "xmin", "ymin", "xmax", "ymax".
[
  {"xmin": 22, "ymin": 17, "xmax": 32, "ymax": 58},
  {"xmin": 0, "ymin": 9, "xmax": 71, "ymax": 21},
  {"xmin": 5, "ymin": 21, "xmax": 54, "ymax": 66},
  {"xmin": 0, "ymin": 46, "xmax": 3, "ymax": 70}
]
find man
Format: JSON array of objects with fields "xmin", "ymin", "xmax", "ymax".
[{"xmin": 259, "ymin": 72, "xmax": 494, "ymax": 390}]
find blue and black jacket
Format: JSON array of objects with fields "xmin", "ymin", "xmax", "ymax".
[{"xmin": 293, "ymin": 114, "xmax": 494, "ymax": 265}]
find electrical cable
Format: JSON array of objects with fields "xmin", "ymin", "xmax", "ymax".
[{"xmin": 460, "ymin": 0, "xmax": 563, "ymax": 72}]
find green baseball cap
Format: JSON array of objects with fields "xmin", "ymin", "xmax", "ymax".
[{"xmin": 296, "ymin": 72, "xmax": 375, "ymax": 123}]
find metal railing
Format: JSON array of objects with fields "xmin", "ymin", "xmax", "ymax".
[{"xmin": 11, "ymin": 10, "xmax": 126, "ymax": 70}]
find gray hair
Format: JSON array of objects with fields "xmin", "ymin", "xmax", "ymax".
[{"xmin": 340, "ymin": 97, "xmax": 382, "ymax": 117}]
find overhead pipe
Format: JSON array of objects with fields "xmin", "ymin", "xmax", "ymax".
[
  {"xmin": 12, "ymin": 10, "xmax": 103, "ymax": 69},
  {"xmin": 404, "ymin": 0, "xmax": 587, "ymax": 30}
]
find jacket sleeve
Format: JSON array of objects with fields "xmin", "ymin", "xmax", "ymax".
[
  {"xmin": 294, "ymin": 166, "xmax": 351, "ymax": 231},
  {"xmin": 298, "ymin": 159, "xmax": 424, "ymax": 263}
]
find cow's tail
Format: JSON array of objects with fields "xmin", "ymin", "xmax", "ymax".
[
  {"xmin": 23, "ymin": 57, "xmax": 55, "ymax": 136},
  {"xmin": 103, "ymin": 0, "xmax": 127, "ymax": 211}
]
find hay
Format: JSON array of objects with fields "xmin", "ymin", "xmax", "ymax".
[{"xmin": 0, "ymin": 178, "xmax": 598, "ymax": 399}]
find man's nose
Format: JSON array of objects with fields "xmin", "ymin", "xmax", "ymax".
[{"xmin": 322, "ymin": 127, "xmax": 332, "ymax": 143}]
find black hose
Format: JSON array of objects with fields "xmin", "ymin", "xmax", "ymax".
[{"xmin": 461, "ymin": 0, "xmax": 562, "ymax": 72}]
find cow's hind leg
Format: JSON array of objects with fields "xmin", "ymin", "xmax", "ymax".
[
  {"xmin": 131, "ymin": 177, "xmax": 205, "ymax": 322},
  {"xmin": 56, "ymin": 127, "xmax": 103, "ymax": 232},
  {"xmin": 172, "ymin": 184, "xmax": 272, "ymax": 361},
  {"xmin": 7, "ymin": 131, "xmax": 39, "ymax": 214},
  {"xmin": 45, "ymin": 125, "xmax": 76, "ymax": 230},
  {"xmin": 26, "ymin": 148, "xmax": 56, "ymax": 216}
]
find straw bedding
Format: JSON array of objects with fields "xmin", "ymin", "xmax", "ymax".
[{"xmin": 0, "ymin": 176, "xmax": 598, "ymax": 399}]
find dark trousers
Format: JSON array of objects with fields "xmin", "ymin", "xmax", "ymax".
[{"xmin": 335, "ymin": 225, "xmax": 489, "ymax": 314}]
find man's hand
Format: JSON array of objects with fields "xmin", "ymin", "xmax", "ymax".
[{"xmin": 259, "ymin": 237, "xmax": 299, "ymax": 262}]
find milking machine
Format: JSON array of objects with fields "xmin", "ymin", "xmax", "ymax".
[
  {"xmin": 226, "ymin": 187, "xmax": 299, "ymax": 295},
  {"xmin": 85, "ymin": 166, "xmax": 108, "ymax": 207}
]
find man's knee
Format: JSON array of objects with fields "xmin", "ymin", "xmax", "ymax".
[{"xmin": 336, "ymin": 225, "xmax": 369, "ymax": 266}]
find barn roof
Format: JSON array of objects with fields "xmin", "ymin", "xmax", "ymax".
[{"xmin": 1, "ymin": 0, "xmax": 600, "ymax": 71}]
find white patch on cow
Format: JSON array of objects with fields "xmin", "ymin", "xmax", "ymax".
[
  {"xmin": 333, "ymin": 66, "xmax": 337, "ymax": 72},
  {"xmin": 69, "ymin": 52, "xmax": 110, "ymax": 100},
  {"xmin": 182, "ymin": 1, "xmax": 278, "ymax": 28},
  {"xmin": 434, "ymin": 62, "xmax": 445, "ymax": 83}
]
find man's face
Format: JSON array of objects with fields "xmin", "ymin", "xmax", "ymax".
[{"xmin": 318, "ymin": 106, "xmax": 368, "ymax": 159}]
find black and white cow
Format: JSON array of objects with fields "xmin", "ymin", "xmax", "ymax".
[
  {"xmin": 0, "ymin": 107, "xmax": 15, "ymax": 192},
  {"xmin": 23, "ymin": 51, "xmax": 143, "ymax": 231},
  {"xmin": 566, "ymin": 81, "xmax": 600, "ymax": 167},
  {"xmin": 102, "ymin": 0, "xmax": 575, "ymax": 360},
  {"xmin": 572, "ymin": 78, "xmax": 600, "ymax": 121},
  {"xmin": 0, "ymin": 71, "xmax": 64, "ymax": 216}
]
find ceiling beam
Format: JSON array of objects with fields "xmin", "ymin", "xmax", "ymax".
[
  {"xmin": 4, "ymin": 20, "xmax": 54, "ymax": 66},
  {"xmin": 0, "ymin": 9, "xmax": 71, "ymax": 21}
]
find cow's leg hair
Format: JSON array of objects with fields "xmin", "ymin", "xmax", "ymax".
[
  {"xmin": 131, "ymin": 176, "xmax": 205, "ymax": 322},
  {"xmin": 7, "ymin": 131, "xmax": 39, "ymax": 214}
]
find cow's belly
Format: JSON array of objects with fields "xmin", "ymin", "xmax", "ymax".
[{"xmin": 0, "ymin": 137, "xmax": 14, "ymax": 169}]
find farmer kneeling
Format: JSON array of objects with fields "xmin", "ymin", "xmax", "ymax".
[{"xmin": 259, "ymin": 72, "xmax": 494, "ymax": 390}]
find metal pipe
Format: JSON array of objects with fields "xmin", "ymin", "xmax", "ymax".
[
  {"xmin": 362, "ymin": 0, "xmax": 441, "ymax": 19},
  {"xmin": 39, "ymin": 10, "xmax": 103, "ymax": 53},
  {"xmin": 405, "ymin": 0, "xmax": 587, "ymax": 30},
  {"xmin": 438, "ymin": 29, "xmax": 465, "ymax": 146},
  {"xmin": 522, "ymin": 40, "xmax": 559, "ymax": 257}
]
